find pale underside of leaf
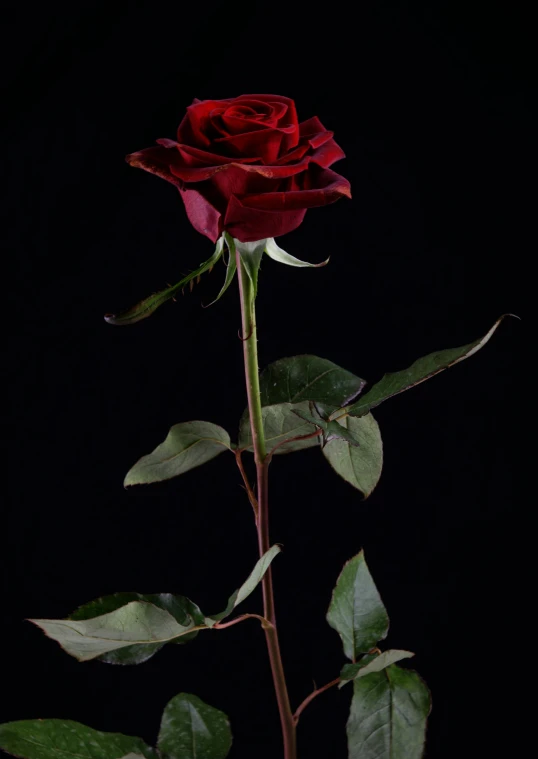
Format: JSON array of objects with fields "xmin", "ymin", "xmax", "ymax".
[
  {"xmin": 30, "ymin": 548, "xmax": 280, "ymax": 661},
  {"xmin": 125, "ymin": 421, "xmax": 232, "ymax": 486},
  {"xmin": 322, "ymin": 414, "xmax": 383, "ymax": 497},
  {"xmin": 339, "ymin": 650, "xmax": 415, "ymax": 687},
  {"xmin": 30, "ymin": 601, "xmax": 199, "ymax": 662},
  {"xmin": 206, "ymin": 545, "xmax": 281, "ymax": 625},
  {"xmin": 238, "ymin": 402, "xmax": 320, "ymax": 455}
]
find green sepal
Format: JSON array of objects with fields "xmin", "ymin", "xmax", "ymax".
[
  {"xmin": 205, "ymin": 236, "xmax": 237, "ymax": 306},
  {"xmin": 104, "ymin": 236, "xmax": 225, "ymax": 325},
  {"xmin": 233, "ymin": 236, "xmax": 265, "ymax": 296},
  {"xmin": 264, "ymin": 238, "xmax": 329, "ymax": 268}
]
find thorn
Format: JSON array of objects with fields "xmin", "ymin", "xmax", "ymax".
[
  {"xmin": 196, "ymin": 275, "xmax": 201, "ymax": 284},
  {"xmin": 189, "ymin": 280, "xmax": 194, "ymax": 292},
  {"xmin": 208, "ymin": 265, "xmax": 214, "ymax": 274},
  {"xmin": 181, "ymin": 287, "xmax": 185, "ymax": 296}
]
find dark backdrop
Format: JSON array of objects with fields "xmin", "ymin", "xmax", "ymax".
[{"xmin": 4, "ymin": 2, "xmax": 529, "ymax": 758}]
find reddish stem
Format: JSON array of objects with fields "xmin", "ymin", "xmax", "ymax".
[
  {"xmin": 236, "ymin": 245, "xmax": 297, "ymax": 759},
  {"xmin": 293, "ymin": 678, "xmax": 341, "ymax": 724}
]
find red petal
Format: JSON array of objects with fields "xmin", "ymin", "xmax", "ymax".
[
  {"xmin": 179, "ymin": 185, "xmax": 222, "ymax": 242},
  {"xmin": 310, "ymin": 137, "xmax": 346, "ymax": 168},
  {"xmin": 235, "ymin": 167, "xmax": 351, "ymax": 212},
  {"xmin": 215, "ymin": 125, "xmax": 295, "ymax": 163},
  {"xmin": 224, "ymin": 196, "xmax": 307, "ymax": 242},
  {"xmin": 126, "ymin": 146, "xmax": 182, "ymax": 187},
  {"xmin": 235, "ymin": 95, "xmax": 299, "ymax": 150}
]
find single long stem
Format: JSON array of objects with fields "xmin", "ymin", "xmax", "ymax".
[{"xmin": 236, "ymin": 246, "xmax": 297, "ymax": 759}]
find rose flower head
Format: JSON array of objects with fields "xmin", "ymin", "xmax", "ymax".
[{"xmin": 127, "ymin": 94, "xmax": 351, "ymax": 243}]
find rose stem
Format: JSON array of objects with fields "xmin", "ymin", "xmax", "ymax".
[{"xmin": 236, "ymin": 245, "xmax": 297, "ymax": 759}]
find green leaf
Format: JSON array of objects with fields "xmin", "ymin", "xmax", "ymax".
[
  {"xmin": 0, "ymin": 720, "xmax": 155, "ymax": 759},
  {"xmin": 68, "ymin": 593, "xmax": 204, "ymax": 665},
  {"xmin": 238, "ymin": 401, "xmax": 321, "ymax": 455},
  {"xmin": 321, "ymin": 414, "xmax": 383, "ymax": 497},
  {"xmin": 234, "ymin": 237, "xmax": 265, "ymax": 295},
  {"xmin": 158, "ymin": 693, "xmax": 232, "ymax": 759},
  {"xmin": 264, "ymin": 238, "xmax": 329, "ymax": 268},
  {"xmin": 259, "ymin": 355, "xmax": 365, "ymax": 408},
  {"xmin": 205, "ymin": 244, "xmax": 237, "ymax": 306},
  {"xmin": 291, "ymin": 408, "xmax": 363, "ymax": 447},
  {"xmin": 30, "ymin": 601, "xmax": 204, "ymax": 662},
  {"xmin": 104, "ymin": 237, "xmax": 224, "ymax": 325},
  {"xmin": 339, "ymin": 650, "xmax": 415, "ymax": 687},
  {"xmin": 327, "ymin": 550, "xmax": 389, "ymax": 660},
  {"xmin": 206, "ymin": 545, "xmax": 281, "ymax": 626},
  {"xmin": 125, "ymin": 421, "xmax": 232, "ymax": 487},
  {"xmin": 347, "ymin": 665, "xmax": 431, "ymax": 759},
  {"xmin": 345, "ymin": 316, "xmax": 509, "ymax": 418}
]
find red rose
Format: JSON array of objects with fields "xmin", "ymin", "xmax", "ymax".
[{"xmin": 126, "ymin": 94, "xmax": 351, "ymax": 243}]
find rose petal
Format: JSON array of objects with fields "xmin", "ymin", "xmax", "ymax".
[
  {"xmin": 236, "ymin": 95, "xmax": 299, "ymax": 150},
  {"xmin": 224, "ymin": 196, "xmax": 307, "ymax": 242},
  {"xmin": 215, "ymin": 125, "xmax": 295, "ymax": 163},
  {"xmin": 179, "ymin": 185, "xmax": 222, "ymax": 242},
  {"xmin": 235, "ymin": 166, "xmax": 351, "ymax": 212},
  {"xmin": 310, "ymin": 137, "xmax": 346, "ymax": 168},
  {"xmin": 126, "ymin": 146, "xmax": 182, "ymax": 187},
  {"xmin": 184, "ymin": 99, "xmax": 235, "ymax": 146},
  {"xmin": 299, "ymin": 115, "xmax": 326, "ymax": 138}
]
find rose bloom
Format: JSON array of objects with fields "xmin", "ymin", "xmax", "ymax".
[{"xmin": 127, "ymin": 94, "xmax": 350, "ymax": 243}]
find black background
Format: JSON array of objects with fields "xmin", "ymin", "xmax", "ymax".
[{"xmin": 4, "ymin": 2, "xmax": 529, "ymax": 758}]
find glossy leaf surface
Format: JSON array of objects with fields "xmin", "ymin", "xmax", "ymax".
[
  {"xmin": 327, "ymin": 551, "xmax": 389, "ymax": 660},
  {"xmin": 234, "ymin": 237, "xmax": 265, "ymax": 295},
  {"xmin": 347, "ymin": 665, "xmax": 430, "ymax": 759},
  {"xmin": 259, "ymin": 355, "xmax": 365, "ymax": 408},
  {"xmin": 0, "ymin": 720, "xmax": 154, "ymax": 759},
  {"xmin": 158, "ymin": 693, "xmax": 232, "ymax": 759}
]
